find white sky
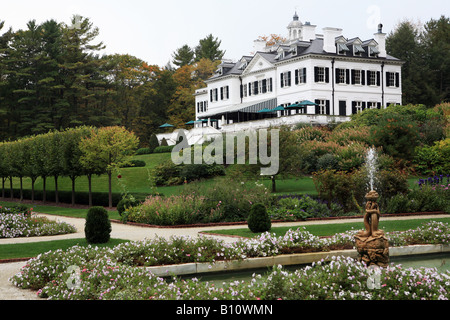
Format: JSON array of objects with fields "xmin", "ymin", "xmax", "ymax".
[{"xmin": 1, "ymin": 0, "xmax": 448, "ymax": 67}]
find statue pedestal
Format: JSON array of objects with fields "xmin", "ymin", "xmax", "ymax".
[{"xmin": 354, "ymin": 232, "xmax": 390, "ymax": 268}]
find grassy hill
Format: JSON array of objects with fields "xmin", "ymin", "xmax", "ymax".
[{"xmin": 5, "ymin": 152, "xmax": 420, "ymax": 200}]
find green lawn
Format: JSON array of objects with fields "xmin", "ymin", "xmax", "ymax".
[
  {"xmin": 203, "ymin": 217, "xmax": 450, "ymax": 238},
  {"xmin": 4, "ymin": 151, "xmax": 422, "ymax": 199},
  {"xmin": 0, "ymin": 200, "xmax": 121, "ymax": 220},
  {"xmin": 0, "ymin": 238, "xmax": 129, "ymax": 260}
]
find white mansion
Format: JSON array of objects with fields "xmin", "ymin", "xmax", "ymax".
[{"xmin": 160, "ymin": 13, "xmax": 403, "ymax": 145}]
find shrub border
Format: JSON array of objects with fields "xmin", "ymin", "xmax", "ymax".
[{"xmin": 113, "ymin": 211, "xmax": 449, "ymax": 229}]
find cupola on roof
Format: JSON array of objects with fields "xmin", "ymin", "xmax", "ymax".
[{"xmin": 288, "ymin": 12, "xmax": 302, "ymax": 28}]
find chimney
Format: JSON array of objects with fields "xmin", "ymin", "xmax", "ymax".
[
  {"xmin": 253, "ymin": 39, "xmax": 268, "ymax": 53},
  {"xmin": 322, "ymin": 27, "xmax": 342, "ymax": 53},
  {"xmin": 374, "ymin": 24, "xmax": 387, "ymax": 58},
  {"xmin": 302, "ymin": 22, "xmax": 317, "ymax": 42}
]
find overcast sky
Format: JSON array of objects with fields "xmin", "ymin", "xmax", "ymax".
[{"xmin": 1, "ymin": 0, "xmax": 448, "ymax": 67}]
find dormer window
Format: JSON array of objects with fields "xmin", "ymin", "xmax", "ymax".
[
  {"xmin": 369, "ymin": 46, "xmax": 379, "ymax": 57},
  {"xmin": 275, "ymin": 51, "xmax": 285, "ymax": 60},
  {"xmin": 216, "ymin": 67, "xmax": 223, "ymax": 75},
  {"xmin": 337, "ymin": 43, "xmax": 350, "ymax": 55},
  {"xmin": 353, "ymin": 44, "xmax": 365, "ymax": 56},
  {"xmin": 239, "ymin": 62, "xmax": 247, "ymax": 70}
]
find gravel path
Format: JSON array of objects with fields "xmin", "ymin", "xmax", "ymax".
[{"xmin": 1, "ymin": 213, "xmax": 448, "ymax": 300}]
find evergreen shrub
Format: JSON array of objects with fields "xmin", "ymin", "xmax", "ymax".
[
  {"xmin": 85, "ymin": 206, "xmax": 112, "ymax": 244},
  {"xmin": 247, "ymin": 203, "xmax": 271, "ymax": 233}
]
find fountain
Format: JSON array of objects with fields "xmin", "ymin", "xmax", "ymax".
[{"xmin": 354, "ymin": 148, "xmax": 390, "ymax": 268}]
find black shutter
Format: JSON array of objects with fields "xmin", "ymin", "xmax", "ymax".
[
  {"xmin": 314, "ymin": 67, "xmax": 319, "ymax": 82},
  {"xmin": 377, "ymin": 71, "xmax": 381, "ymax": 86},
  {"xmin": 377, "ymin": 102, "xmax": 382, "ymax": 109},
  {"xmin": 287, "ymin": 71, "xmax": 291, "ymax": 86},
  {"xmin": 262, "ymin": 79, "xmax": 267, "ymax": 93},
  {"xmin": 226, "ymin": 86, "xmax": 229, "ymax": 99},
  {"xmin": 240, "ymin": 85, "xmax": 243, "ymax": 99},
  {"xmin": 352, "ymin": 102, "xmax": 357, "ymax": 114},
  {"xmin": 254, "ymin": 81, "xmax": 258, "ymax": 95},
  {"xmin": 396, "ymin": 73, "xmax": 400, "ymax": 88},
  {"xmin": 335, "ymin": 68, "xmax": 340, "ymax": 84},
  {"xmin": 295, "ymin": 69, "xmax": 299, "ymax": 85},
  {"xmin": 362, "ymin": 70, "xmax": 366, "ymax": 85},
  {"xmin": 210, "ymin": 90, "xmax": 213, "ymax": 102},
  {"xmin": 351, "ymin": 70, "xmax": 356, "ymax": 85},
  {"xmin": 386, "ymin": 72, "xmax": 391, "ymax": 87},
  {"xmin": 215, "ymin": 89, "xmax": 218, "ymax": 101},
  {"xmin": 281, "ymin": 73, "xmax": 284, "ymax": 88},
  {"xmin": 325, "ymin": 68, "xmax": 330, "ymax": 83},
  {"xmin": 248, "ymin": 83, "xmax": 252, "ymax": 96},
  {"xmin": 303, "ymin": 68, "xmax": 307, "ymax": 83},
  {"xmin": 269, "ymin": 78, "xmax": 273, "ymax": 91},
  {"xmin": 220, "ymin": 87, "xmax": 224, "ymax": 100},
  {"xmin": 346, "ymin": 69, "xmax": 350, "ymax": 85},
  {"xmin": 362, "ymin": 102, "xmax": 366, "ymax": 110},
  {"xmin": 326, "ymin": 100, "xmax": 331, "ymax": 115},
  {"xmin": 315, "ymin": 100, "xmax": 321, "ymax": 114}
]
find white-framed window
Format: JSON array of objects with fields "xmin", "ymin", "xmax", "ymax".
[
  {"xmin": 355, "ymin": 101, "xmax": 363, "ymax": 114},
  {"xmin": 353, "ymin": 70, "xmax": 362, "ymax": 85},
  {"xmin": 281, "ymin": 71, "xmax": 291, "ymax": 88},
  {"xmin": 369, "ymin": 102, "xmax": 378, "ymax": 109},
  {"xmin": 296, "ymin": 68, "xmax": 307, "ymax": 84},
  {"xmin": 337, "ymin": 69, "xmax": 347, "ymax": 84},
  {"xmin": 368, "ymin": 71, "xmax": 377, "ymax": 86},
  {"xmin": 388, "ymin": 72, "xmax": 395, "ymax": 87},
  {"xmin": 267, "ymin": 78, "xmax": 273, "ymax": 92},
  {"xmin": 316, "ymin": 67, "xmax": 325, "ymax": 83},
  {"xmin": 210, "ymin": 88, "xmax": 219, "ymax": 102},
  {"xmin": 318, "ymin": 99, "xmax": 327, "ymax": 115}
]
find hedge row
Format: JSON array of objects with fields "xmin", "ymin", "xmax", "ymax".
[{"xmin": 0, "ymin": 189, "xmax": 149, "ymax": 207}]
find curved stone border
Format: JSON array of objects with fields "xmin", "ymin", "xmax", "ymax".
[{"xmin": 145, "ymin": 244, "xmax": 450, "ymax": 277}]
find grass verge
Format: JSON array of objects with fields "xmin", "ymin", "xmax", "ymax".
[
  {"xmin": 0, "ymin": 238, "xmax": 129, "ymax": 260},
  {"xmin": 202, "ymin": 217, "xmax": 450, "ymax": 239}
]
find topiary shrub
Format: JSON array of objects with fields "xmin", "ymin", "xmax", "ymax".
[
  {"xmin": 85, "ymin": 207, "xmax": 112, "ymax": 244},
  {"xmin": 247, "ymin": 203, "xmax": 271, "ymax": 233},
  {"xmin": 148, "ymin": 134, "xmax": 160, "ymax": 153}
]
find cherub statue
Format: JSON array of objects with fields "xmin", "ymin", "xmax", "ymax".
[{"xmin": 358, "ymin": 190, "xmax": 382, "ymax": 238}]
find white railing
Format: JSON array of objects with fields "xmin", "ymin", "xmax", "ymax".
[{"xmin": 220, "ymin": 114, "xmax": 350, "ymax": 133}]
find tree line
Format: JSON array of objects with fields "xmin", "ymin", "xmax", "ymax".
[
  {"xmin": 0, "ymin": 126, "xmax": 138, "ymax": 208},
  {"xmin": 0, "ymin": 14, "xmax": 447, "ymax": 145},
  {"xmin": 0, "ymin": 15, "xmax": 224, "ymax": 144},
  {"xmin": 386, "ymin": 15, "xmax": 449, "ymax": 106}
]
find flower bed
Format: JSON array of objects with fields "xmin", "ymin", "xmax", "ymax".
[
  {"xmin": 9, "ymin": 221, "xmax": 450, "ymax": 300},
  {"xmin": 0, "ymin": 206, "xmax": 77, "ymax": 239}
]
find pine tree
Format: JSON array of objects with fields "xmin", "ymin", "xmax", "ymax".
[
  {"xmin": 194, "ymin": 34, "xmax": 225, "ymax": 62},
  {"xmin": 172, "ymin": 44, "xmax": 195, "ymax": 67}
]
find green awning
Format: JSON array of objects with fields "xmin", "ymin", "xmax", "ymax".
[
  {"xmin": 298, "ymin": 100, "xmax": 319, "ymax": 106},
  {"xmin": 258, "ymin": 108, "xmax": 274, "ymax": 113}
]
